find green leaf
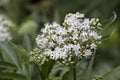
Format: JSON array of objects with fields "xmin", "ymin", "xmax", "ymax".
[
  {"xmin": 49, "ymin": 64, "xmax": 68, "ymax": 80},
  {"xmin": 83, "ymin": 50, "xmax": 96, "ymax": 80},
  {"xmin": 10, "ymin": 42, "xmax": 28, "ymax": 57},
  {"xmin": 101, "ymin": 29, "xmax": 116, "ymax": 41},
  {"xmin": 0, "ymin": 42, "xmax": 21, "ymax": 69},
  {"xmin": 0, "ymin": 49, "xmax": 3, "ymax": 60},
  {"xmin": 21, "ymin": 63, "xmax": 34, "ymax": 79},
  {"xmin": 0, "ymin": 61, "xmax": 17, "ymax": 69},
  {"xmin": 23, "ymin": 34, "xmax": 32, "ymax": 51},
  {"xmin": 34, "ymin": 63, "xmax": 44, "ymax": 80},
  {"xmin": 102, "ymin": 65, "xmax": 120, "ymax": 80},
  {"xmin": 10, "ymin": 43, "xmax": 34, "ymax": 80},
  {"xmin": 99, "ymin": 12, "xmax": 117, "ymax": 36},
  {"xmin": 62, "ymin": 69, "xmax": 73, "ymax": 80},
  {"xmin": 101, "ymin": 12, "xmax": 117, "ymax": 27},
  {"xmin": 0, "ymin": 72, "xmax": 27, "ymax": 80},
  {"xmin": 41, "ymin": 60, "xmax": 55, "ymax": 80}
]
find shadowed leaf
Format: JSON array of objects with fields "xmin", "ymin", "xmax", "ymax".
[{"xmin": 0, "ymin": 72, "xmax": 27, "ymax": 80}]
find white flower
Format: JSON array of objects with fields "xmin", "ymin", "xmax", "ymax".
[
  {"xmin": 73, "ymin": 44, "xmax": 81, "ymax": 57},
  {"xmin": 31, "ymin": 12, "xmax": 102, "ymax": 65},
  {"xmin": 90, "ymin": 43, "xmax": 97, "ymax": 49},
  {"xmin": 63, "ymin": 12, "xmax": 84, "ymax": 28},
  {"xmin": 82, "ymin": 19, "xmax": 90, "ymax": 30},
  {"xmin": 80, "ymin": 31, "xmax": 88, "ymax": 42},
  {"xmin": 0, "ymin": 25, "xmax": 11, "ymax": 42},
  {"xmin": 0, "ymin": 14, "xmax": 14, "ymax": 28},
  {"xmin": 72, "ymin": 33, "xmax": 78, "ymax": 40},
  {"xmin": 0, "ymin": 14, "xmax": 14, "ymax": 42},
  {"xmin": 89, "ymin": 31, "xmax": 102, "ymax": 40},
  {"xmin": 48, "ymin": 41, "xmax": 55, "ymax": 47},
  {"xmin": 36, "ymin": 35, "xmax": 48, "ymax": 48},
  {"xmin": 83, "ymin": 50, "xmax": 92, "ymax": 57}
]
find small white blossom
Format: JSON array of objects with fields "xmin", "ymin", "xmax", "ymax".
[
  {"xmin": 90, "ymin": 43, "xmax": 97, "ymax": 49},
  {"xmin": 0, "ymin": 25, "xmax": 11, "ymax": 42},
  {"xmin": 89, "ymin": 31, "xmax": 102, "ymax": 40},
  {"xmin": 0, "ymin": 14, "xmax": 14, "ymax": 42},
  {"xmin": 83, "ymin": 50, "xmax": 92, "ymax": 57},
  {"xmin": 30, "ymin": 12, "xmax": 102, "ymax": 65},
  {"xmin": 80, "ymin": 31, "xmax": 88, "ymax": 42}
]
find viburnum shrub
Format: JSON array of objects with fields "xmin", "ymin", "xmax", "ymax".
[
  {"xmin": 29, "ymin": 12, "xmax": 103, "ymax": 80},
  {"xmin": 30, "ymin": 12, "xmax": 102, "ymax": 66}
]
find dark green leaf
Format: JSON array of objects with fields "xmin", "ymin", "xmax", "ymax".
[
  {"xmin": 102, "ymin": 65, "xmax": 120, "ymax": 80},
  {"xmin": 49, "ymin": 64, "xmax": 68, "ymax": 80},
  {"xmin": 0, "ymin": 43, "xmax": 21, "ymax": 69},
  {"xmin": 41, "ymin": 60, "xmax": 55, "ymax": 80},
  {"xmin": 10, "ymin": 43, "xmax": 34, "ymax": 80},
  {"xmin": 10, "ymin": 42, "xmax": 28, "ymax": 57},
  {"xmin": 99, "ymin": 12, "xmax": 117, "ymax": 35},
  {"xmin": 0, "ymin": 49, "xmax": 3, "ymax": 60},
  {"xmin": 0, "ymin": 61, "xmax": 17, "ymax": 69},
  {"xmin": 0, "ymin": 72, "xmax": 27, "ymax": 80},
  {"xmin": 34, "ymin": 63, "xmax": 44, "ymax": 80},
  {"xmin": 83, "ymin": 50, "xmax": 96, "ymax": 80},
  {"xmin": 101, "ymin": 29, "xmax": 116, "ymax": 41},
  {"xmin": 23, "ymin": 34, "xmax": 32, "ymax": 51},
  {"xmin": 62, "ymin": 69, "xmax": 73, "ymax": 80}
]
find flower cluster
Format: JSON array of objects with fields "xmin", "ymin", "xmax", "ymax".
[
  {"xmin": 30, "ymin": 12, "xmax": 102, "ymax": 65},
  {"xmin": 0, "ymin": 14, "xmax": 13, "ymax": 42}
]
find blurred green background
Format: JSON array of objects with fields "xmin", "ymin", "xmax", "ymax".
[{"xmin": 0, "ymin": 0, "xmax": 120, "ymax": 79}]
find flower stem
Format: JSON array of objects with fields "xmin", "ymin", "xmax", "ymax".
[{"xmin": 73, "ymin": 67, "xmax": 76, "ymax": 80}]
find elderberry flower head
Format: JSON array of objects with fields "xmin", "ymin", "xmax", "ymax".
[
  {"xmin": 30, "ymin": 12, "xmax": 102, "ymax": 66},
  {"xmin": 0, "ymin": 15, "xmax": 13, "ymax": 42}
]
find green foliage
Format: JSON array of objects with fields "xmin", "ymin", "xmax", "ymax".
[
  {"xmin": 100, "ymin": 12, "xmax": 117, "ymax": 40},
  {"xmin": 0, "ymin": 43, "xmax": 21, "ymax": 69},
  {"xmin": 41, "ymin": 60, "xmax": 55, "ymax": 80},
  {"xmin": 0, "ymin": 61, "xmax": 17, "ymax": 69},
  {"xmin": 0, "ymin": 0, "xmax": 120, "ymax": 80},
  {"xmin": 62, "ymin": 69, "xmax": 73, "ymax": 80},
  {"xmin": 0, "ymin": 72, "xmax": 27, "ymax": 80},
  {"xmin": 102, "ymin": 65, "xmax": 120, "ymax": 80},
  {"xmin": 83, "ymin": 50, "xmax": 96, "ymax": 80}
]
